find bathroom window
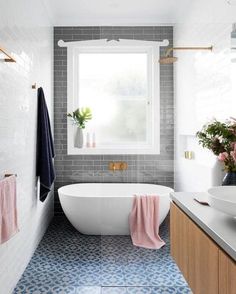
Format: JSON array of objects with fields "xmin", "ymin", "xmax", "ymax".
[{"xmin": 64, "ymin": 39, "xmax": 165, "ymax": 154}]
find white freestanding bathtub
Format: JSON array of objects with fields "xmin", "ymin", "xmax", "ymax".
[{"xmin": 58, "ymin": 183, "xmax": 173, "ymax": 235}]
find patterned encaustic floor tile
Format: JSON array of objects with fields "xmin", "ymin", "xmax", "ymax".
[{"xmin": 14, "ymin": 217, "xmax": 192, "ymax": 294}]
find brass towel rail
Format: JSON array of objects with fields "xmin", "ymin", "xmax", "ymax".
[
  {"xmin": 4, "ymin": 174, "xmax": 17, "ymax": 177},
  {"xmin": 0, "ymin": 46, "xmax": 16, "ymax": 63}
]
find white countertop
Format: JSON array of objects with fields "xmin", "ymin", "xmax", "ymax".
[{"xmin": 170, "ymin": 192, "xmax": 236, "ymax": 261}]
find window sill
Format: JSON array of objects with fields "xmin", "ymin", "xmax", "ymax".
[{"xmin": 67, "ymin": 147, "xmax": 160, "ymax": 155}]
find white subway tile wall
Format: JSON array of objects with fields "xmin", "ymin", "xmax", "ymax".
[
  {"xmin": 54, "ymin": 26, "xmax": 174, "ymax": 215},
  {"xmin": 0, "ymin": 1, "xmax": 53, "ymax": 293},
  {"xmin": 174, "ymin": 23, "xmax": 234, "ymax": 191}
]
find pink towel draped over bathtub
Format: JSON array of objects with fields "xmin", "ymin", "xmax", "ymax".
[
  {"xmin": 0, "ymin": 175, "xmax": 19, "ymax": 244},
  {"xmin": 129, "ymin": 195, "xmax": 165, "ymax": 249}
]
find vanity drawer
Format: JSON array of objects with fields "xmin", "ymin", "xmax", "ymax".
[
  {"xmin": 219, "ymin": 250, "xmax": 236, "ymax": 294},
  {"xmin": 187, "ymin": 214, "xmax": 219, "ymax": 294},
  {"xmin": 170, "ymin": 202, "xmax": 189, "ymax": 280}
]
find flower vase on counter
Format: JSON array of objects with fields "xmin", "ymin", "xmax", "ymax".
[{"xmin": 197, "ymin": 118, "xmax": 236, "ymax": 186}]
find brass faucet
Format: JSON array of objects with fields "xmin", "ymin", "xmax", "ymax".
[
  {"xmin": 112, "ymin": 162, "xmax": 116, "ymax": 171},
  {"xmin": 109, "ymin": 161, "xmax": 128, "ymax": 171}
]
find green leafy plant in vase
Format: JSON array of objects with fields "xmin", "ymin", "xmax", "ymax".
[
  {"xmin": 196, "ymin": 118, "xmax": 236, "ymax": 185},
  {"xmin": 67, "ymin": 108, "xmax": 92, "ymax": 148}
]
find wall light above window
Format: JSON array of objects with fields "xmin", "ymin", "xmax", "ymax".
[{"xmin": 59, "ymin": 38, "xmax": 169, "ymax": 155}]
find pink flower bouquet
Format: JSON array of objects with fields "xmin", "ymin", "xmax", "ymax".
[{"xmin": 197, "ymin": 118, "xmax": 236, "ymax": 172}]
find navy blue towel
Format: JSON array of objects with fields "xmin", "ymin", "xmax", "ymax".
[{"xmin": 36, "ymin": 87, "xmax": 55, "ymax": 202}]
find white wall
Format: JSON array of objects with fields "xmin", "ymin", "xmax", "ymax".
[
  {"xmin": 0, "ymin": 1, "xmax": 53, "ymax": 293},
  {"xmin": 174, "ymin": 22, "xmax": 236, "ymax": 192}
]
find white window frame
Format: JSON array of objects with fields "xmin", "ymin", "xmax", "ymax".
[{"xmin": 58, "ymin": 38, "xmax": 169, "ymax": 155}]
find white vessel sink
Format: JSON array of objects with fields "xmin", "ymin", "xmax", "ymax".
[{"xmin": 208, "ymin": 186, "xmax": 236, "ymax": 217}]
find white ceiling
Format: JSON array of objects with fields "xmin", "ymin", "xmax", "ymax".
[{"xmin": 41, "ymin": 0, "xmax": 236, "ymax": 26}]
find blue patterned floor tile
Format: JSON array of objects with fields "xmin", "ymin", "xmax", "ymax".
[
  {"xmin": 14, "ymin": 217, "xmax": 191, "ymax": 293},
  {"xmin": 100, "ymin": 255, "xmax": 117, "ymax": 263},
  {"xmin": 102, "ymin": 287, "xmax": 127, "ymax": 294},
  {"xmin": 156, "ymin": 286, "xmax": 192, "ymax": 294},
  {"xmin": 101, "ymin": 273, "xmax": 126, "ymax": 287},
  {"xmin": 20, "ymin": 285, "xmax": 77, "ymax": 294},
  {"xmin": 126, "ymin": 287, "xmax": 192, "ymax": 294},
  {"xmin": 101, "ymin": 264, "xmax": 125, "ymax": 286},
  {"xmin": 76, "ymin": 276, "xmax": 101, "ymax": 286},
  {"xmin": 124, "ymin": 276, "xmax": 149, "ymax": 287},
  {"xmin": 101, "ymin": 263, "xmax": 124, "ymax": 272},
  {"xmin": 126, "ymin": 287, "xmax": 153, "ymax": 294},
  {"xmin": 76, "ymin": 270, "xmax": 101, "ymax": 286},
  {"xmin": 146, "ymin": 263, "xmax": 188, "ymax": 287},
  {"xmin": 124, "ymin": 267, "xmax": 150, "ymax": 287},
  {"xmin": 76, "ymin": 286, "xmax": 101, "ymax": 294},
  {"xmin": 17, "ymin": 272, "xmax": 58, "ymax": 288},
  {"xmin": 49, "ymin": 286, "xmax": 77, "ymax": 294},
  {"xmin": 24, "ymin": 285, "xmax": 51, "ymax": 294},
  {"xmin": 13, "ymin": 284, "xmax": 26, "ymax": 294}
]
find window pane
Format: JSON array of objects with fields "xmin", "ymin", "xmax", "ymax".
[
  {"xmin": 78, "ymin": 52, "xmax": 150, "ymax": 147},
  {"xmin": 79, "ymin": 53, "xmax": 148, "ymax": 99},
  {"xmin": 89, "ymin": 100, "xmax": 148, "ymax": 145}
]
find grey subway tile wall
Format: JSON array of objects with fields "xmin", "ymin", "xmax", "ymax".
[{"xmin": 54, "ymin": 26, "xmax": 174, "ymax": 215}]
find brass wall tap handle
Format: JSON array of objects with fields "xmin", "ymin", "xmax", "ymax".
[
  {"xmin": 120, "ymin": 162, "xmax": 128, "ymax": 171},
  {"xmin": 109, "ymin": 162, "xmax": 116, "ymax": 171}
]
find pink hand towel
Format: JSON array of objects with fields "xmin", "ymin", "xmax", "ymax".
[
  {"xmin": 0, "ymin": 175, "xmax": 19, "ymax": 244},
  {"xmin": 129, "ymin": 195, "xmax": 165, "ymax": 249}
]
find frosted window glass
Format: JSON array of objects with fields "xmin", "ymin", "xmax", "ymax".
[{"xmin": 78, "ymin": 53, "xmax": 150, "ymax": 146}]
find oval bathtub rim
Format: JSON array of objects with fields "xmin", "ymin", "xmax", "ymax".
[{"xmin": 58, "ymin": 183, "xmax": 174, "ymax": 198}]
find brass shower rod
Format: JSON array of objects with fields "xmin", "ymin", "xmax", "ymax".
[
  {"xmin": 159, "ymin": 45, "xmax": 213, "ymax": 64},
  {"xmin": 0, "ymin": 46, "xmax": 16, "ymax": 62},
  {"xmin": 165, "ymin": 46, "xmax": 213, "ymax": 56}
]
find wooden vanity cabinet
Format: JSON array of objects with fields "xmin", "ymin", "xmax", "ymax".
[
  {"xmin": 170, "ymin": 201, "xmax": 189, "ymax": 280},
  {"xmin": 188, "ymin": 214, "xmax": 219, "ymax": 294},
  {"xmin": 219, "ymin": 251, "xmax": 236, "ymax": 294},
  {"xmin": 170, "ymin": 202, "xmax": 236, "ymax": 294}
]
